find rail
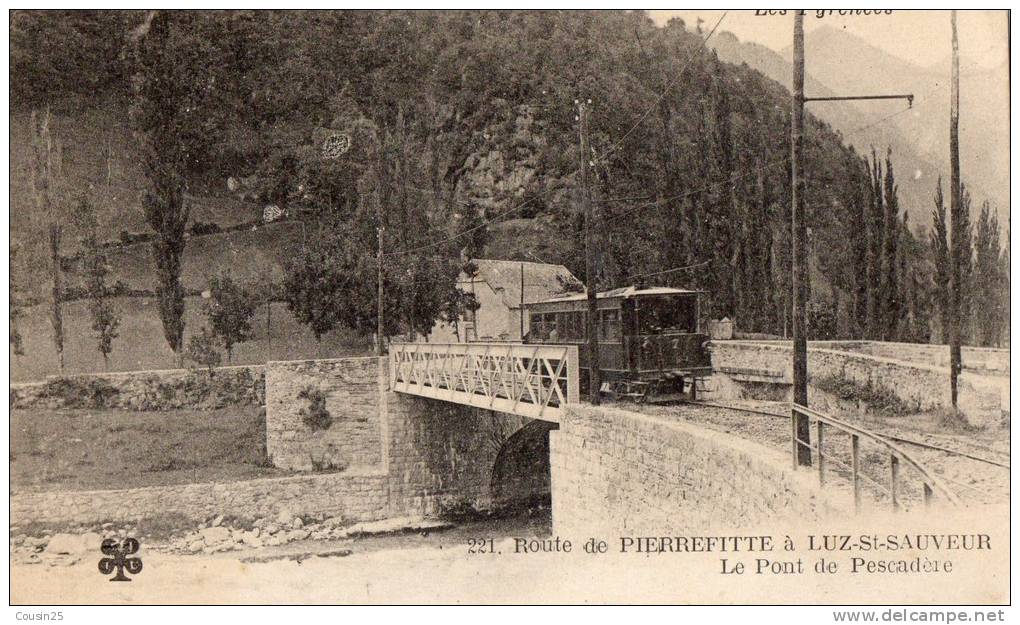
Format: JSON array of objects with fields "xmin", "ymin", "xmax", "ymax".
[
  {"xmin": 389, "ymin": 342, "xmax": 580, "ymax": 421},
  {"xmin": 792, "ymin": 403, "xmax": 961, "ymax": 512}
]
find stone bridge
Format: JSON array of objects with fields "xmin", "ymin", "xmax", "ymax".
[
  {"xmin": 261, "ymin": 346, "xmax": 839, "ymax": 535},
  {"xmin": 13, "ymin": 341, "xmax": 966, "ymax": 533}
]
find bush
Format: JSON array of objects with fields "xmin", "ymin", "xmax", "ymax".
[
  {"xmin": 185, "ymin": 328, "xmax": 222, "ymax": 374},
  {"xmin": 40, "ymin": 377, "xmax": 119, "ymax": 409},
  {"xmin": 190, "ymin": 221, "xmax": 222, "ymax": 236},
  {"xmin": 813, "ymin": 372, "xmax": 914, "ymax": 416},
  {"xmin": 298, "ymin": 386, "xmax": 332, "ymax": 432}
]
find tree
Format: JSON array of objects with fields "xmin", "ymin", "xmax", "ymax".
[
  {"xmin": 30, "ymin": 108, "xmax": 65, "ymax": 371},
  {"xmin": 865, "ymin": 149, "xmax": 885, "ymax": 339},
  {"xmin": 203, "ymin": 272, "xmax": 258, "ymax": 362},
  {"xmin": 130, "ymin": 11, "xmax": 213, "ymax": 362},
  {"xmin": 10, "ymin": 246, "xmax": 25, "ymax": 357},
  {"xmin": 73, "ymin": 193, "xmax": 121, "ymax": 369},
  {"xmin": 930, "ymin": 178, "xmax": 951, "ymax": 342},
  {"xmin": 880, "ymin": 149, "xmax": 900, "ymax": 340},
  {"xmin": 973, "ymin": 201, "xmax": 1003, "ymax": 346},
  {"xmin": 186, "ymin": 327, "xmax": 222, "ymax": 374}
]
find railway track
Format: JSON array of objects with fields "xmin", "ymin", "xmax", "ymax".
[
  {"xmin": 623, "ymin": 398, "xmax": 1010, "ymax": 507},
  {"xmin": 671, "ymin": 398, "xmax": 1010, "ymax": 469}
]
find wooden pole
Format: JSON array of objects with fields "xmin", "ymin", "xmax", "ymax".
[
  {"xmin": 520, "ymin": 262, "xmax": 525, "ymax": 340},
  {"xmin": 948, "ymin": 10, "xmax": 962, "ymax": 407},
  {"xmin": 578, "ymin": 100, "xmax": 601, "ymax": 404},
  {"xmin": 376, "ymin": 210, "xmax": 384, "ymax": 357},
  {"xmin": 791, "ymin": 12, "xmax": 811, "ymax": 465}
]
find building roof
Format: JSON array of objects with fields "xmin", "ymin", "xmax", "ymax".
[
  {"xmin": 463, "ymin": 259, "xmax": 582, "ymax": 309},
  {"xmin": 534, "ymin": 285, "xmax": 701, "ymax": 304}
]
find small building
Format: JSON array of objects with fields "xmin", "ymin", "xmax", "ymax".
[{"xmin": 427, "ymin": 259, "xmax": 582, "ymax": 343}]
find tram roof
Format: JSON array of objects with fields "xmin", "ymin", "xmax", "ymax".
[{"xmin": 531, "ymin": 285, "xmax": 701, "ymax": 304}]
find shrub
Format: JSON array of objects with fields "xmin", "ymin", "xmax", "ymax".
[
  {"xmin": 190, "ymin": 221, "xmax": 221, "ymax": 236},
  {"xmin": 813, "ymin": 372, "xmax": 914, "ymax": 416},
  {"xmin": 40, "ymin": 377, "xmax": 119, "ymax": 409},
  {"xmin": 298, "ymin": 386, "xmax": 332, "ymax": 432},
  {"xmin": 185, "ymin": 328, "xmax": 222, "ymax": 374}
]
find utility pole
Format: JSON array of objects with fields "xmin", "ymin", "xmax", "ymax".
[
  {"xmin": 788, "ymin": 11, "xmax": 914, "ymax": 467},
  {"xmin": 520, "ymin": 262, "xmax": 525, "ymax": 340},
  {"xmin": 948, "ymin": 10, "xmax": 962, "ymax": 406},
  {"xmin": 578, "ymin": 100, "xmax": 601, "ymax": 404},
  {"xmin": 791, "ymin": 12, "xmax": 811, "ymax": 466},
  {"xmin": 376, "ymin": 197, "xmax": 385, "ymax": 358}
]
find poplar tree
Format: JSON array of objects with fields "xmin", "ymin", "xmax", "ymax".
[
  {"xmin": 880, "ymin": 149, "xmax": 900, "ymax": 340},
  {"xmin": 930, "ymin": 178, "xmax": 951, "ymax": 342}
]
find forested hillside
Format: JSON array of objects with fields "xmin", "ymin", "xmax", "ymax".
[{"xmin": 9, "ymin": 11, "xmax": 1009, "ymax": 377}]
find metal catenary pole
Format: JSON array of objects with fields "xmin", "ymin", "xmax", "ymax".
[
  {"xmin": 791, "ymin": 12, "xmax": 811, "ymax": 466},
  {"xmin": 578, "ymin": 100, "xmax": 601, "ymax": 404},
  {"xmin": 789, "ymin": 10, "xmax": 914, "ymax": 466}
]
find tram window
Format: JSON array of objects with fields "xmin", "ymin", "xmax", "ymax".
[
  {"xmin": 638, "ymin": 296, "xmax": 696, "ymax": 334},
  {"xmin": 544, "ymin": 313, "xmax": 558, "ymax": 340},
  {"xmin": 554, "ymin": 311, "xmax": 579, "ymax": 340},
  {"xmin": 530, "ymin": 313, "xmax": 545, "ymax": 339},
  {"xmin": 600, "ymin": 309, "xmax": 621, "ymax": 341}
]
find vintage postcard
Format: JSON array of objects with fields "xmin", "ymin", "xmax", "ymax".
[{"xmin": 7, "ymin": 8, "xmax": 1011, "ymax": 609}]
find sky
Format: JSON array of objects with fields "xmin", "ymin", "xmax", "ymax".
[{"xmin": 648, "ymin": 10, "xmax": 1009, "ymax": 70}]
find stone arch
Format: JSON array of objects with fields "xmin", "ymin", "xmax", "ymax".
[{"xmin": 489, "ymin": 419, "xmax": 558, "ymax": 509}]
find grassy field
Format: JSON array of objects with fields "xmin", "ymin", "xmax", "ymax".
[
  {"xmin": 12, "ymin": 296, "xmax": 374, "ymax": 381},
  {"xmin": 10, "ymin": 406, "xmax": 294, "ymax": 493}
]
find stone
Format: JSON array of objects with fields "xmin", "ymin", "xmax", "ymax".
[
  {"xmin": 45, "ymin": 532, "xmax": 100, "ymax": 556},
  {"xmin": 199, "ymin": 527, "xmax": 230, "ymax": 543},
  {"xmin": 265, "ymin": 536, "xmax": 283, "ymax": 547},
  {"xmin": 276, "ymin": 508, "xmax": 294, "ymax": 525},
  {"xmin": 264, "ymin": 523, "xmax": 280, "ymax": 535},
  {"xmin": 290, "ymin": 517, "xmax": 304, "ymax": 529},
  {"xmin": 287, "ymin": 529, "xmax": 310, "ymax": 542},
  {"xmin": 211, "ymin": 515, "xmax": 224, "ymax": 527},
  {"xmin": 242, "ymin": 533, "xmax": 263, "ymax": 548}
]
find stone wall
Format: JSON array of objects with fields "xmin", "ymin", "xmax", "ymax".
[
  {"xmin": 9, "ymin": 365, "xmax": 264, "ymax": 411},
  {"xmin": 10, "ymin": 471, "xmax": 389, "ymax": 526},
  {"xmin": 710, "ymin": 341, "xmax": 1004, "ymax": 422},
  {"xmin": 796, "ymin": 340, "xmax": 1009, "ymax": 376},
  {"xmin": 550, "ymin": 404, "xmax": 841, "ymax": 536},
  {"xmin": 265, "ymin": 358, "xmax": 383, "ymax": 471},
  {"xmin": 13, "ymin": 358, "xmax": 547, "ymax": 526}
]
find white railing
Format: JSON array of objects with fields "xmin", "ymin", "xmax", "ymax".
[{"xmin": 389, "ymin": 342, "xmax": 580, "ymax": 421}]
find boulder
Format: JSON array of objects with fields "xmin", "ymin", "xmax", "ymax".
[
  {"xmin": 276, "ymin": 508, "xmax": 294, "ymax": 525},
  {"xmin": 211, "ymin": 515, "xmax": 225, "ymax": 527},
  {"xmin": 199, "ymin": 527, "xmax": 230, "ymax": 544},
  {"xmin": 45, "ymin": 532, "xmax": 101, "ymax": 556},
  {"xmin": 241, "ymin": 533, "xmax": 264, "ymax": 548}
]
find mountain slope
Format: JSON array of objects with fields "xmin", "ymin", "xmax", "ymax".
[
  {"xmin": 709, "ymin": 29, "xmax": 943, "ymax": 229},
  {"xmin": 784, "ymin": 25, "xmax": 1009, "ymax": 224}
]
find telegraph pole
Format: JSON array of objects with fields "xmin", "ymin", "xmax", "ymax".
[
  {"xmin": 948, "ymin": 10, "xmax": 962, "ymax": 406},
  {"xmin": 578, "ymin": 100, "xmax": 601, "ymax": 404},
  {"xmin": 788, "ymin": 11, "xmax": 913, "ymax": 467},
  {"xmin": 791, "ymin": 12, "xmax": 811, "ymax": 466},
  {"xmin": 376, "ymin": 199, "xmax": 385, "ymax": 358},
  {"xmin": 520, "ymin": 262, "xmax": 525, "ymax": 339}
]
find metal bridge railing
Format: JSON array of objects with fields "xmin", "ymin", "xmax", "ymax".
[
  {"xmin": 792, "ymin": 403, "xmax": 961, "ymax": 512},
  {"xmin": 389, "ymin": 342, "xmax": 580, "ymax": 421}
]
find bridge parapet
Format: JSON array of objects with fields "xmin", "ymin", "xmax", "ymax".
[{"xmin": 390, "ymin": 342, "xmax": 580, "ymax": 422}]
